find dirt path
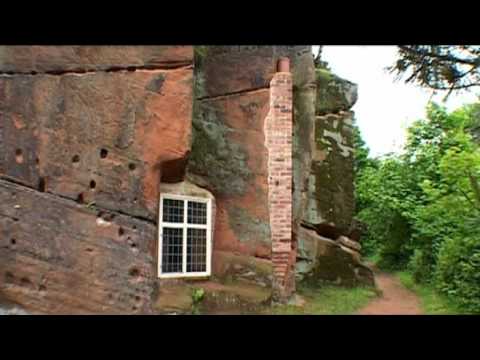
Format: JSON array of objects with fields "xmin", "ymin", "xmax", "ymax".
[{"xmin": 358, "ymin": 269, "xmax": 423, "ymax": 315}]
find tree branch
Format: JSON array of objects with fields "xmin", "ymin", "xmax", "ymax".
[{"xmin": 398, "ymin": 46, "xmax": 478, "ymax": 66}]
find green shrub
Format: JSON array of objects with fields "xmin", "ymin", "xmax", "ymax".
[
  {"xmin": 407, "ymin": 249, "xmax": 430, "ymax": 283},
  {"xmin": 435, "ymin": 236, "xmax": 480, "ymax": 313}
]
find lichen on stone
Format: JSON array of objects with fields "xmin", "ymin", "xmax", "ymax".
[
  {"xmin": 310, "ymin": 113, "xmax": 355, "ymax": 232},
  {"xmin": 227, "ymin": 205, "xmax": 271, "ymax": 245},
  {"xmin": 315, "ymin": 67, "xmax": 358, "ymax": 115},
  {"xmin": 187, "ymin": 100, "xmax": 252, "ymax": 197}
]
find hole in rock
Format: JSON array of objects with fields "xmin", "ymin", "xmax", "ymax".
[
  {"xmin": 72, "ymin": 155, "xmax": 80, "ymax": 164},
  {"xmin": 90, "ymin": 180, "xmax": 96, "ymax": 189},
  {"xmin": 20, "ymin": 277, "xmax": 32, "ymax": 287},
  {"xmin": 128, "ymin": 163, "xmax": 136, "ymax": 171},
  {"xmin": 103, "ymin": 213, "xmax": 115, "ymax": 221},
  {"xmin": 38, "ymin": 177, "xmax": 46, "ymax": 192},
  {"xmin": 160, "ymin": 155, "xmax": 189, "ymax": 183},
  {"xmin": 135, "ymin": 295, "xmax": 141, "ymax": 302},
  {"xmin": 100, "ymin": 148, "xmax": 108, "ymax": 159},
  {"xmin": 132, "ymin": 225, "xmax": 137, "ymax": 230},
  {"xmin": 118, "ymin": 227, "xmax": 125, "ymax": 236},
  {"xmin": 76, "ymin": 193, "xmax": 84, "ymax": 204},
  {"xmin": 129, "ymin": 268, "xmax": 140, "ymax": 277},
  {"xmin": 15, "ymin": 149, "xmax": 23, "ymax": 164},
  {"xmin": 39, "ymin": 284, "xmax": 47, "ymax": 291},
  {"xmin": 10, "ymin": 238, "xmax": 16, "ymax": 245},
  {"xmin": 5, "ymin": 272, "xmax": 14, "ymax": 283}
]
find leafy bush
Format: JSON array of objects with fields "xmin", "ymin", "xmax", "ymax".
[
  {"xmin": 435, "ymin": 236, "xmax": 480, "ymax": 313},
  {"xmin": 407, "ymin": 249, "xmax": 433, "ymax": 283}
]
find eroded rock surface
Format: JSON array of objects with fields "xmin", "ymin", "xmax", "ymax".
[
  {"xmin": 296, "ymin": 227, "xmax": 374, "ymax": 286},
  {"xmin": 304, "ymin": 64, "xmax": 358, "ymax": 233},
  {"xmin": 295, "ymin": 61, "xmax": 373, "ymax": 286},
  {"xmin": 189, "ymin": 46, "xmax": 314, "ymax": 262},
  {"xmin": 0, "ymin": 46, "xmax": 194, "ymax": 314},
  {"xmin": 0, "ymin": 179, "xmax": 157, "ymax": 314},
  {"xmin": 0, "ymin": 67, "xmax": 193, "ymax": 221},
  {"xmin": 0, "ymin": 45, "xmax": 371, "ymax": 313}
]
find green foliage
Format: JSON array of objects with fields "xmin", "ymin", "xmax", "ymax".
[
  {"xmin": 435, "ymin": 236, "xmax": 480, "ymax": 313},
  {"xmin": 355, "ymin": 101, "xmax": 480, "ymax": 313},
  {"xmin": 190, "ymin": 287, "xmax": 205, "ymax": 315},
  {"xmin": 191, "ymin": 287, "xmax": 205, "ymax": 304},
  {"xmin": 355, "ymin": 157, "xmax": 415, "ymax": 267}
]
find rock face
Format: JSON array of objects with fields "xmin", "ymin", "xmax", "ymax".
[
  {"xmin": 303, "ymin": 67, "xmax": 357, "ymax": 232},
  {"xmin": 0, "ymin": 46, "xmax": 194, "ymax": 314},
  {"xmin": 0, "ymin": 54, "xmax": 193, "ymax": 221},
  {"xmin": 0, "ymin": 179, "xmax": 158, "ymax": 314},
  {"xmin": 0, "ymin": 45, "xmax": 372, "ymax": 314},
  {"xmin": 295, "ymin": 62, "xmax": 374, "ymax": 285},
  {"xmin": 187, "ymin": 46, "xmax": 316, "ymax": 302},
  {"xmin": 189, "ymin": 46, "xmax": 313, "ymax": 266},
  {"xmin": 304, "ymin": 111, "xmax": 356, "ymax": 231}
]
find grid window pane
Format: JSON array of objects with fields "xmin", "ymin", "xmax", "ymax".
[
  {"xmin": 187, "ymin": 228, "xmax": 207, "ymax": 273},
  {"xmin": 162, "ymin": 199, "xmax": 184, "ymax": 223},
  {"xmin": 187, "ymin": 201, "xmax": 207, "ymax": 225},
  {"xmin": 162, "ymin": 227, "xmax": 183, "ymax": 273}
]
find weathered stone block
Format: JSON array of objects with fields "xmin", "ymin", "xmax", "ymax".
[
  {"xmin": 304, "ymin": 112, "xmax": 356, "ymax": 233},
  {"xmin": 195, "ymin": 46, "xmax": 314, "ymax": 98},
  {"xmin": 0, "ymin": 179, "xmax": 157, "ymax": 314},
  {"xmin": 296, "ymin": 227, "xmax": 374, "ymax": 287},
  {"xmin": 0, "ymin": 67, "xmax": 193, "ymax": 220},
  {"xmin": 188, "ymin": 90, "xmax": 272, "ymax": 256}
]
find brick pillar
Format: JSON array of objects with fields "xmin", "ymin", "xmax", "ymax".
[{"xmin": 265, "ymin": 58, "xmax": 295, "ymax": 303}]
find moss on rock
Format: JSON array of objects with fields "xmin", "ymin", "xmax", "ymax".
[
  {"xmin": 315, "ymin": 67, "xmax": 358, "ymax": 115},
  {"xmin": 228, "ymin": 205, "xmax": 271, "ymax": 245},
  {"xmin": 187, "ymin": 100, "xmax": 252, "ymax": 196}
]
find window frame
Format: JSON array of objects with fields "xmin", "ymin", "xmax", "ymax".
[{"xmin": 158, "ymin": 193, "xmax": 212, "ymax": 279}]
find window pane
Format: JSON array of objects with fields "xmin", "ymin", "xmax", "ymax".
[
  {"xmin": 187, "ymin": 201, "xmax": 207, "ymax": 225},
  {"xmin": 162, "ymin": 227, "xmax": 183, "ymax": 273},
  {"xmin": 187, "ymin": 228, "xmax": 207, "ymax": 273},
  {"xmin": 162, "ymin": 198, "xmax": 184, "ymax": 223}
]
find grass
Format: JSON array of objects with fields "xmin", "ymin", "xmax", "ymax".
[
  {"xmin": 268, "ymin": 283, "xmax": 378, "ymax": 315},
  {"xmin": 396, "ymin": 271, "xmax": 468, "ymax": 315}
]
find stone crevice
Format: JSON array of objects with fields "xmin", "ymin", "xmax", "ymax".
[
  {"xmin": 197, "ymin": 86, "xmax": 270, "ymax": 101},
  {"xmin": 0, "ymin": 63, "xmax": 193, "ymax": 77},
  {"xmin": 0, "ymin": 175, "xmax": 157, "ymax": 226}
]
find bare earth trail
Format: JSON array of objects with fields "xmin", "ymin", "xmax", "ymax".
[{"xmin": 358, "ymin": 267, "xmax": 423, "ymax": 315}]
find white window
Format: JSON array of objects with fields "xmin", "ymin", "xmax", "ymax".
[{"xmin": 158, "ymin": 194, "xmax": 212, "ymax": 278}]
